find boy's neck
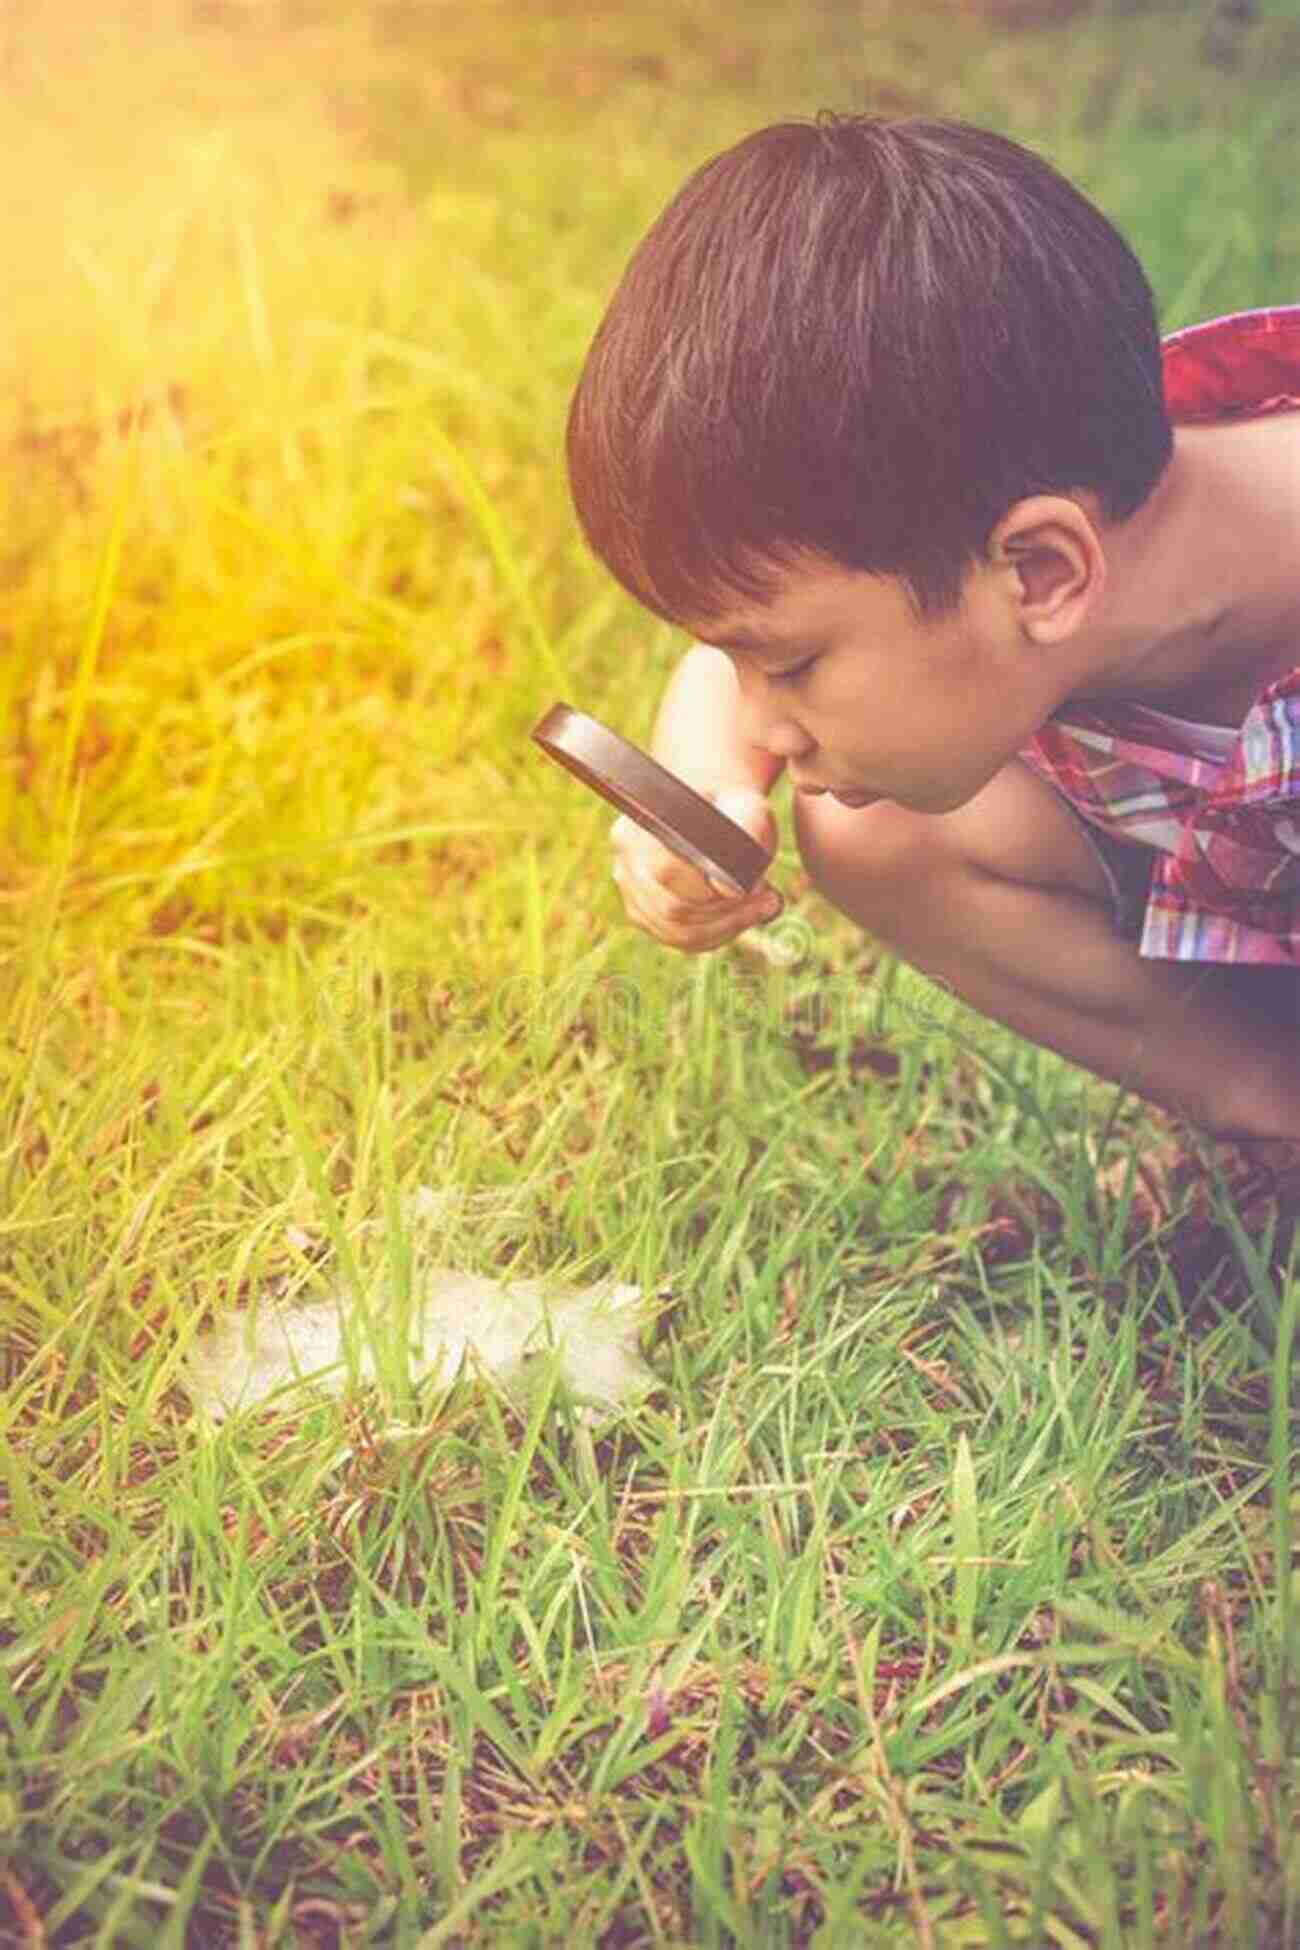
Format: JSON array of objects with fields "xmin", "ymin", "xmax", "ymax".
[{"xmin": 1075, "ymin": 410, "xmax": 1300, "ymax": 724}]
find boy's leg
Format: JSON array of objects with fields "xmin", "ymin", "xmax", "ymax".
[{"xmin": 793, "ymin": 759, "xmax": 1300, "ymax": 1139}]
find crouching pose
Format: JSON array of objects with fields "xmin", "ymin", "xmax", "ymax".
[{"xmin": 566, "ymin": 115, "xmax": 1300, "ymax": 1139}]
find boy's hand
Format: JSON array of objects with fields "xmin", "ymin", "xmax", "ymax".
[{"xmin": 610, "ymin": 786, "xmax": 783, "ymax": 953}]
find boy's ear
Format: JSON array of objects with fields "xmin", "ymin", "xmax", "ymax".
[{"xmin": 989, "ymin": 495, "xmax": 1106, "ymax": 644}]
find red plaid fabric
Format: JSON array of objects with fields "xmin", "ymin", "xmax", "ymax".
[{"xmin": 1021, "ymin": 306, "xmax": 1300, "ymax": 965}]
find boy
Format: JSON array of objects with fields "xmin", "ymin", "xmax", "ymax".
[
  {"xmin": 565, "ymin": 114, "xmax": 1300, "ymax": 1138},
  {"xmin": 566, "ymin": 115, "xmax": 1300, "ymax": 1141}
]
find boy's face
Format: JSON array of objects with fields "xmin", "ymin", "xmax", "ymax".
[{"xmin": 691, "ymin": 553, "xmax": 1059, "ymax": 816}]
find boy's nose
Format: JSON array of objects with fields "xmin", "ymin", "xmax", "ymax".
[
  {"xmin": 760, "ymin": 718, "xmax": 815, "ymax": 760},
  {"xmin": 736, "ymin": 674, "xmax": 814, "ymax": 759}
]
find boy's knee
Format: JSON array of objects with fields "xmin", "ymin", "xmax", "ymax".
[
  {"xmin": 794, "ymin": 793, "xmax": 941, "ymax": 923},
  {"xmin": 794, "ymin": 762, "xmax": 1112, "ymax": 922}
]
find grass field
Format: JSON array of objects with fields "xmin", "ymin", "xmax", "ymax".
[{"xmin": 2, "ymin": 0, "xmax": 1299, "ymax": 1941}]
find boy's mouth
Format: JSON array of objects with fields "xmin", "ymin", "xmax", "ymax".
[{"xmin": 795, "ymin": 782, "xmax": 878, "ymax": 809}]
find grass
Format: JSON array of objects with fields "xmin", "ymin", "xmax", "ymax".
[{"xmin": 2, "ymin": 0, "xmax": 1299, "ymax": 1940}]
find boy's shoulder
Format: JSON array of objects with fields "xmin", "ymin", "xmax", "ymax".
[
  {"xmin": 1163, "ymin": 304, "xmax": 1300, "ymax": 423},
  {"xmin": 1020, "ymin": 303, "xmax": 1300, "ymax": 967}
]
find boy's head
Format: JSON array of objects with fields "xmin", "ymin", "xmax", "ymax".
[{"xmin": 566, "ymin": 115, "xmax": 1172, "ymax": 624}]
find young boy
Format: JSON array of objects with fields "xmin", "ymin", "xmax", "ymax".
[{"xmin": 566, "ymin": 115, "xmax": 1300, "ymax": 1141}]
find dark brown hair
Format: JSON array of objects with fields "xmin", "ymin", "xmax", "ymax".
[{"xmin": 566, "ymin": 115, "xmax": 1172, "ymax": 620}]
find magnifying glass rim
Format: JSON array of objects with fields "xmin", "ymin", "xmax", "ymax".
[{"xmin": 532, "ymin": 703, "xmax": 769, "ymax": 895}]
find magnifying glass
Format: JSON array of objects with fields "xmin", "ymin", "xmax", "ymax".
[{"xmin": 532, "ymin": 703, "xmax": 771, "ymax": 896}]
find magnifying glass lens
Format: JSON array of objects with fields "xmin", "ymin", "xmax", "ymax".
[{"xmin": 531, "ymin": 704, "xmax": 770, "ymax": 895}]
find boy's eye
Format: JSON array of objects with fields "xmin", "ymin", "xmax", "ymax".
[{"xmin": 770, "ymin": 657, "xmax": 816, "ymax": 687}]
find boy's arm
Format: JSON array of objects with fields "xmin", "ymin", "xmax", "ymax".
[
  {"xmin": 649, "ymin": 643, "xmax": 783, "ymax": 797},
  {"xmin": 611, "ymin": 644, "xmax": 785, "ymax": 952}
]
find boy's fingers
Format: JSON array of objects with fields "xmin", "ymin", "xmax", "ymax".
[
  {"xmin": 661, "ymin": 859, "xmax": 720, "ymax": 904},
  {"xmin": 610, "ymin": 792, "xmax": 782, "ymax": 943},
  {"xmin": 614, "ymin": 800, "xmax": 775, "ymax": 900},
  {"xmin": 627, "ymin": 879, "xmax": 783, "ymax": 945},
  {"xmin": 621, "ymin": 834, "xmax": 716, "ymax": 906}
]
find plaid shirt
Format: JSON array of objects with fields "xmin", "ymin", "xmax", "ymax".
[{"xmin": 1021, "ymin": 306, "xmax": 1300, "ymax": 966}]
